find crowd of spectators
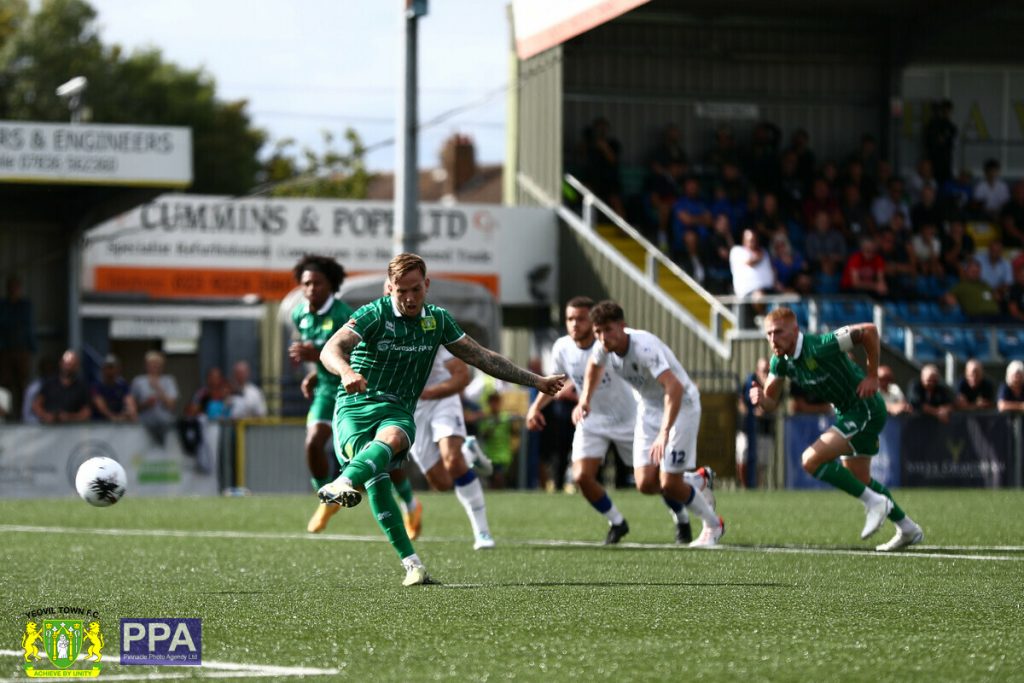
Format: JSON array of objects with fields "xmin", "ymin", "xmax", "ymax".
[{"xmin": 575, "ymin": 115, "xmax": 1024, "ymax": 323}]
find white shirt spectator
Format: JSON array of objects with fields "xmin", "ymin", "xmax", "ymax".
[
  {"xmin": 729, "ymin": 244, "xmax": 776, "ymax": 298},
  {"xmin": 229, "ymin": 382, "xmax": 267, "ymax": 418},
  {"xmin": 910, "ymin": 232, "xmax": 942, "ymax": 262},
  {"xmin": 870, "ymin": 195, "xmax": 912, "ymax": 229},
  {"xmin": 975, "ymin": 253, "xmax": 1013, "ymax": 290},
  {"xmin": 974, "ymin": 179, "xmax": 1010, "ymax": 215}
]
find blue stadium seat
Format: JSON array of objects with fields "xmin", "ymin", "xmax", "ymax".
[
  {"xmin": 882, "ymin": 325, "xmax": 906, "ymax": 350},
  {"xmin": 998, "ymin": 328, "xmax": 1024, "ymax": 359},
  {"xmin": 912, "ymin": 335, "xmax": 944, "ymax": 362},
  {"xmin": 789, "ymin": 300, "xmax": 810, "ymax": 328},
  {"xmin": 900, "ymin": 301, "xmax": 932, "ymax": 323},
  {"xmin": 964, "ymin": 328, "xmax": 995, "ymax": 360},
  {"xmin": 882, "ymin": 302, "xmax": 904, "ymax": 323},
  {"xmin": 820, "ymin": 299, "xmax": 873, "ymax": 327}
]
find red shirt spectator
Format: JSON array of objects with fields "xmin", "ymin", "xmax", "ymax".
[{"xmin": 841, "ymin": 236, "xmax": 887, "ymax": 296}]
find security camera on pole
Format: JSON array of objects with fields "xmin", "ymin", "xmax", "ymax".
[
  {"xmin": 394, "ymin": 0, "xmax": 427, "ymax": 256},
  {"xmin": 56, "ymin": 76, "xmax": 88, "ymax": 124}
]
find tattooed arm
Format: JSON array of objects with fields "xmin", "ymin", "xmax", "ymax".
[
  {"xmin": 447, "ymin": 336, "xmax": 566, "ymax": 396},
  {"xmin": 320, "ymin": 327, "xmax": 366, "ymax": 394}
]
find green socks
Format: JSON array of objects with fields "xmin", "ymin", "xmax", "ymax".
[
  {"xmin": 341, "ymin": 441, "xmax": 394, "ymax": 488},
  {"xmin": 868, "ymin": 479, "xmax": 907, "ymax": 522},
  {"xmin": 366, "ymin": 474, "xmax": 415, "ymax": 560},
  {"xmin": 813, "ymin": 461, "xmax": 867, "ymax": 497},
  {"xmin": 392, "ymin": 476, "xmax": 416, "ymax": 509}
]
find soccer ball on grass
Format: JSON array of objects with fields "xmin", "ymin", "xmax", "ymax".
[{"xmin": 75, "ymin": 457, "xmax": 127, "ymax": 507}]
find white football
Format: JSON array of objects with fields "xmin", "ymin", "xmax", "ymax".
[{"xmin": 75, "ymin": 457, "xmax": 127, "ymax": 507}]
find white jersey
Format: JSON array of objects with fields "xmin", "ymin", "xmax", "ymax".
[
  {"xmin": 425, "ymin": 346, "xmax": 455, "ymax": 386},
  {"xmin": 551, "ymin": 335, "xmax": 636, "ymax": 436},
  {"xmin": 592, "ymin": 328, "xmax": 700, "ymax": 416},
  {"xmin": 410, "ymin": 346, "xmax": 466, "ymax": 473}
]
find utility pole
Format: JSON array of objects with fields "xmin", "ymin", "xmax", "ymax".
[{"xmin": 394, "ymin": 0, "xmax": 428, "ymax": 255}]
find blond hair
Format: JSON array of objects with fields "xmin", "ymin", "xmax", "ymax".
[
  {"xmin": 764, "ymin": 307, "xmax": 796, "ymax": 326},
  {"xmin": 387, "ymin": 253, "xmax": 426, "ymax": 282}
]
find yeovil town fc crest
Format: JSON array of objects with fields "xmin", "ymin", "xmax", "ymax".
[{"xmin": 22, "ymin": 618, "xmax": 104, "ymax": 678}]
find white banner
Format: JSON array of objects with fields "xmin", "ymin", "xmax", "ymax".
[
  {"xmin": 82, "ymin": 195, "xmax": 559, "ymax": 305},
  {"xmin": 0, "ymin": 121, "xmax": 191, "ymax": 187},
  {"xmin": 0, "ymin": 425, "xmax": 218, "ymax": 499}
]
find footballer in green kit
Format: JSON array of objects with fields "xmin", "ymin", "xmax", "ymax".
[
  {"xmin": 317, "ymin": 253, "xmax": 566, "ymax": 586},
  {"xmin": 288, "ymin": 255, "xmax": 354, "ymax": 534},
  {"xmin": 750, "ymin": 307, "xmax": 923, "ymax": 551}
]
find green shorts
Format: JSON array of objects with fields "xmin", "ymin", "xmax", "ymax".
[
  {"xmin": 332, "ymin": 400, "xmax": 416, "ymax": 470},
  {"xmin": 832, "ymin": 396, "xmax": 887, "ymax": 456},
  {"xmin": 306, "ymin": 383, "xmax": 339, "ymax": 425}
]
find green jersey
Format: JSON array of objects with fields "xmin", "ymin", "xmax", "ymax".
[
  {"xmin": 340, "ymin": 296, "xmax": 465, "ymax": 413},
  {"xmin": 291, "ymin": 296, "xmax": 355, "ymax": 394},
  {"xmin": 769, "ymin": 331, "xmax": 883, "ymax": 415}
]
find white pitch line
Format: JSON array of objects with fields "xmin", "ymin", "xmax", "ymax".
[
  {"xmin": 0, "ymin": 650, "xmax": 339, "ymax": 680},
  {"xmin": 1, "ymin": 524, "xmax": 1022, "ymax": 562}
]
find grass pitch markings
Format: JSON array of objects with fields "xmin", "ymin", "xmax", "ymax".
[{"xmin": 3, "ymin": 523, "xmax": 1022, "ymax": 562}]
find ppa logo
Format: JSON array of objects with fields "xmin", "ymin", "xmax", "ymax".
[{"xmin": 120, "ymin": 618, "xmax": 201, "ymax": 666}]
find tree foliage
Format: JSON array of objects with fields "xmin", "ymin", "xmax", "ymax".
[
  {"xmin": 265, "ymin": 128, "xmax": 372, "ymax": 199},
  {"xmin": 0, "ymin": 0, "xmax": 265, "ymax": 195}
]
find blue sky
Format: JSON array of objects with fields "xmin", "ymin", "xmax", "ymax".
[{"xmin": 86, "ymin": 0, "xmax": 511, "ymax": 171}]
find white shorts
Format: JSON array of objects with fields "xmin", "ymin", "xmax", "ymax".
[
  {"xmin": 571, "ymin": 424, "xmax": 634, "ymax": 467},
  {"xmin": 408, "ymin": 395, "xmax": 466, "ymax": 474},
  {"xmin": 633, "ymin": 402, "xmax": 701, "ymax": 474}
]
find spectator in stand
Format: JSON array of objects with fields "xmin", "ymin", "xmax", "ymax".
[
  {"xmin": 187, "ymin": 367, "xmax": 232, "ymax": 419},
  {"xmin": 955, "ymin": 359, "xmax": 995, "ymax": 411},
  {"xmin": 943, "ymin": 259, "xmax": 1001, "ymax": 323},
  {"xmin": 477, "ymin": 391, "xmax": 519, "ymax": 489},
  {"xmin": 999, "ymin": 180, "xmax": 1024, "ymax": 248},
  {"xmin": 842, "ymin": 158, "xmax": 875, "ymax": 204},
  {"xmin": 925, "ymin": 99, "xmax": 957, "ymax": 183},
  {"xmin": 705, "ymin": 213, "xmax": 736, "ymax": 295},
  {"xmin": 975, "ymin": 240, "xmax": 1012, "ymax": 303},
  {"xmin": 1006, "ymin": 263, "xmax": 1024, "ymax": 323},
  {"xmin": 877, "ymin": 228, "xmax": 917, "ymax": 299},
  {"xmin": 840, "ymin": 235, "xmax": 887, "ymax": 298},
  {"xmin": 770, "ymin": 233, "xmax": 813, "ymax": 295},
  {"xmin": 712, "ymin": 162, "xmax": 749, "ymax": 229},
  {"xmin": 910, "ymin": 185, "xmax": 945, "ymax": 235},
  {"xmin": 907, "ymin": 364, "xmax": 954, "ymax": 423},
  {"xmin": 703, "ymin": 124, "xmax": 740, "ymax": 177},
  {"xmin": 910, "ymin": 222, "xmax": 945, "ymax": 278},
  {"xmin": 801, "ymin": 177, "xmax": 839, "ymax": 230},
  {"xmin": 997, "ymin": 360, "xmax": 1024, "ymax": 413},
  {"xmin": 788, "ymin": 381, "xmax": 832, "ymax": 415},
  {"xmin": 776, "ymin": 149, "xmax": 804, "ymax": 219},
  {"xmin": 820, "ymin": 160, "xmax": 840, "ymax": 192},
  {"xmin": 839, "ymin": 182, "xmax": 874, "ymax": 246},
  {"xmin": 670, "ymin": 177, "xmax": 713, "ymax": 260},
  {"xmin": 744, "ymin": 120, "xmax": 782, "ymax": 192},
  {"xmin": 973, "ymin": 158, "xmax": 1010, "ymax": 218},
  {"xmin": 32, "ymin": 349, "xmax": 91, "ymax": 424},
  {"xmin": 907, "ymin": 158, "xmax": 939, "ymax": 205},
  {"xmin": 21, "ymin": 356, "xmax": 55, "ymax": 424},
  {"xmin": 580, "ymin": 117, "xmax": 625, "ymax": 216},
  {"xmin": 677, "ymin": 230, "xmax": 708, "ymax": 288},
  {"xmin": 737, "ymin": 357, "xmax": 773, "ymax": 489},
  {"xmin": 132, "ymin": 350, "xmax": 179, "ymax": 444},
  {"xmin": 849, "ymin": 135, "xmax": 881, "ymax": 190},
  {"xmin": 871, "ymin": 177, "xmax": 912, "ymax": 229},
  {"xmin": 228, "ymin": 360, "xmax": 268, "ymax": 419},
  {"xmin": 0, "ymin": 275, "xmax": 37, "ymax": 420},
  {"xmin": 644, "ymin": 124, "xmax": 688, "ymax": 247},
  {"xmin": 788, "ymin": 128, "xmax": 816, "ymax": 191},
  {"xmin": 878, "ymin": 365, "xmax": 910, "ymax": 416},
  {"xmin": 804, "ymin": 209, "xmax": 847, "ymax": 292},
  {"xmin": 940, "ymin": 168, "xmax": 974, "ymax": 215},
  {"xmin": 0, "ymin": 382, "xmax": 10, "ymax": 422},
  {"xmin": 752, "ymin": 192, "xmax": 790, "ymax": 247},
  {"xmin": 729, "ymin": 228, "xmax": 776, "ymax": 327},
  {"xmin": 91, "ymin": 354, "xmax": 137, "ymax": 422},
  {"xmin": 941, "ymin": 219, "xmax": 975, "ymax": 277}
]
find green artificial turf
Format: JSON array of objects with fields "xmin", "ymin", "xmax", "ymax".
[{"xmin": 1, "ymin": 488, "xmax": 1022, "ymax": 681}]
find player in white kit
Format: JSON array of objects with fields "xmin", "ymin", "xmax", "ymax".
[
  {"xmin": 527, "ymin": 297, "xmax": 637, "ymax": 544},
  {"xmin": 575, "ymin": 300, "xmax": 725, "ymax": 547},
  {"xmin": 406, "ymin": 345, "xmax": 495, "ymax": 550}
]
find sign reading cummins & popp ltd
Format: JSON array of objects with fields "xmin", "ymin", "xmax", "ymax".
[
  {"xmin": 0, "ymin": 121, "xmax": 191, "ymax": 187},
  {"xmin": 82, "ymin": 195, "xmax": 558, "ymax": 305}
]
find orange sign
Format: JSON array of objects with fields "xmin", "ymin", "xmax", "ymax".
[{"xmin": 93, "ymin": 267, "xmax": 499, "ymax": 300}]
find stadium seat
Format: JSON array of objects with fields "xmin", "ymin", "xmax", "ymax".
[
  {"xmin": 963, "ymin": 328, "xmax": 996, "ymax": 360},
  {"xmin": 899, "ymin": 301, "xmax": 932, "ymax": 323},
  {"xmin": 998, "ymin": 328, "xmax": 1024, "ymax": 359},
  {"xmin": 911, "ymin": 334, "xmax": 944, "ymax": 362},
  {"xmin": 789, "ymin": 300, "xmax": 810, "ymax": 328},
  {"xmin": 882, "ymin": 301, "xmax": 904, "ymax": 324},
  {"xmin": 882, "ymin": 325, "xmax": 906, "ymax": 350}
]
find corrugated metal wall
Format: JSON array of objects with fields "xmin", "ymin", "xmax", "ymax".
[
  {"xmin": 562, "ymin": 17, "xmax": 884, "ymax": 172},
  {"xmin": 515, "ymin": 47, "xmax": 563, "ymax": 206}
]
